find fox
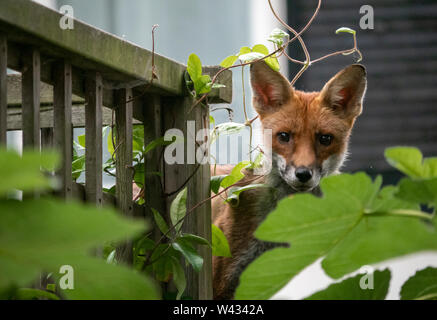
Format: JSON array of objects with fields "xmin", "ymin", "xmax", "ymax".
[{"xmin": 211, "ymin": 60, "xmax": 367, "ymax": 300}]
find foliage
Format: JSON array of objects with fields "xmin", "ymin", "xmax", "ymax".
[
  {"xmin": 305, "ymin": 269, "xmax": 391, "ymax": 300},
  {"xmin": 400, "ymin": 267, "xmax": 437, "ymax": 300},
  {"xmin": 234, "ymin": 147, "xmax": 437, "ymax": 300},
  {"xmin": 0, "ymin": 148, "xmax": 158, "ymax": 300}
]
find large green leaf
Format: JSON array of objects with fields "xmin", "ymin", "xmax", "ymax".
[
  {"xmin": 57, "ymin": 256, "xmax": 159, "ymax": 300},
  {"xmin": 235, "ymin": 173, "xmax": 437, "ymax": 299},
  {"xmin": 305, "ymin": 269, "xmax": 391, "ymax": 300},
  {"xmin": 385, "ymin": 147, "xmax": 426, "ymax": 178},
  {"xmin": 400, "ymin": 267, "xmax": 437, "ymax": 300},
  {"xmin": 396, "ymin": 177, "xmax": 437, "ymax": 208},
  {"xmin": 0, "ymin": 198, "xmax": 157, "ymax": 299}
]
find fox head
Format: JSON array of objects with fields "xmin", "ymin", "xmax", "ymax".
[{"xmin": 250, "ymin": 61, "xmax": 367, "ymax": 192}]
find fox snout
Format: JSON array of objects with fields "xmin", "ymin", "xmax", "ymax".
[{"xmin": 275, "ymin": 154, "xmax": 322, "ymax": 192}]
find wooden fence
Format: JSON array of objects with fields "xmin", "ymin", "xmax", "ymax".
[{"xmin": 0, "ymin": 0, "xmax": 232, "ymax": 299}]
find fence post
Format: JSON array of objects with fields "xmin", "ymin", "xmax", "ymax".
[
  {"xmin": 21, "ymin": 48, "xmax": 40, "ymax": 150},
  {"xmin": 114, "ymin": 88, "xmax": 134, "ymax": 264},
  {"xmin": 0, "ymin": 35, "xmax": 6, "ymax": 145},
  {"xmin": 53, "ymin": 61, "xmax": 73, "ymax": 199},
  {"xmin": 163, "ymin": 96, "xmax": 212, "ymax": 300},
  {"xmin": 85, "ymin": 71, "xmax": 103, "ymax": 205}
]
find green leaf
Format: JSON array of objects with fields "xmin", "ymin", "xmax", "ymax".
[
  {"xmin": 238, "ymin": 46, "xmax": 251, "ymax": 56},
  {"xmin": 172, "ymin": 238, "xmax": 203, "ymax": 272},
  {"xmin": 220, "ymin": 160, "xmax": 251, "ymax": 189},
  {"xmin": 0, "ymin": 197, "xmax": 155, "ymax": 299},
  {"xmin": 170, "ymin": 256, "xmax": 186, "ymax": 300},
  {"xmin": 13, "ymin": 288, "xmax": 60, "ymax": 300},
  {"xmin": 59, "ymin": 256, "xmax": 159, "ymax": 300},
  {"xmin": 385, "ymin": 147, "xmax": 424, "ymax": 178},
  {"xmin": 151, "ymin": 244, "xmax": 175, "ymax": 282},
  {"xmin": 235, "ymin": 173, "xmax": 437, "ymax": 299},
  {"xmin": 152, "ymin": 208, "xmax": 170, "ymax": 236},
  {"xmin": 305, "ymin": 269, "xmax": 391, "ymax": 300},
  {"xmin": 400, "ymin": 267, "xmax": 437, "ymax": 300},
  {"xmin": 252, "ymin": 44, "xmax": 269, "ymax": 56},
  {"xmin": 179, "ymin": 233, "xmax": 211, "ymax": 247},
  {"xmin": 210, "ymin": 175, "xmax": 227, "ymax": 194},
  {"xmin": 211, "ymin": 224, "xmax": 231, "ymax": 257},
  {"xmin": 107, "ymin": 128, "xmax": 115, "ymax": 156},
  {"xmin": 211, "ymin": 83, "xmax": 226, "ymax": 89},
  {"xmin": 170, "ymin": 188, "xmax": 188, "ymax": 234},
  {"xmin": 0, "ymin": 148, "xmax": 60, "ymax": 196},
  {"xmin": 396, "ymin": 177, "xmax": 437, "ymax": 207},
  {"xmin": 267, "ymin": 28, "xmax": 289, "ymax": 46},
  {"xmin": 72, "ymin": 154, "xmax": 85, "ymax": 180},
  {"xmin": 195, "ymin": 74, "xmax": 213, "ymax": 95},
  {"xmin": 78, "ymin": 134, "xmax": 86, "ymax": 148},
  {"xmin": 226, "ymin": 184, "xmax": 268, "ymax": 206},
  {"xmin": 251, "ymin": 44, "xmax": 280, "ymax": 71},
  {"xmin": 187, "ymin": 53, "xmax": 202, "ymax": 81},
  {"xmin": 220, "ymin": 55, "xmax": 238, "ymax": 68},
  {"xmin": 335, "ymin": 27, "xmax": 357, "ymax": 35}
]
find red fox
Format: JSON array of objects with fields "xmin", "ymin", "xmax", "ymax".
[{"xmin": 212, "ymin": 61, "xmax": 367, "ymax": 299}]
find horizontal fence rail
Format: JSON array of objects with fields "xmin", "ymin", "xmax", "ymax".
[{"xmin": 0, "ymin": 0, "xmax": 232, "ymax": 300}]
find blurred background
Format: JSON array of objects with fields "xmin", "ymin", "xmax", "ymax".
[{"xmin": 24, "ymin": 0, "xmax": 437, "ymax": 300}]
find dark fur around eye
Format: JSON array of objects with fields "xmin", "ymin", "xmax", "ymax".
[
  {"xmin": 319, "ymin": 134, "xmax": 333, "ymax": 146},
  {"xmin": 277, "ymin": 132, "xmax": 290, "ymax": 143}
]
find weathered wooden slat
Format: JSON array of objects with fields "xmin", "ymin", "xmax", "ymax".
[
  {"xmin": 53, "ymin": 61, "xmax": 73, "ymax": 199},
  {"xmin": 21, "ymin": 48, "xmax": 40, "ymax": 149},
  {"xmin": 6, "ymin": 105, "xmax": 140, "ymax": 130},
  {"xmin": 85, "ymin": 72, "xmax": 103, "ymax": 205},
  {"xmin": 40, "ymin": 127, "xmax": 53, "ymax": 149},
  {"xmin": 163, "ymin": 96, "xmax": 212, "ymax": 300},
  {"xmin": 114, "ymin": 88, "xmax": 134, "ymax": 264},
  {"xmin": 143, "ymin": 95, "xmax": 166, "ymax": 221},
  {"xmin": 7, "ymin": 74, "xmax": 83, "ymax": 107},
  {"xmin": 0, "ymin": 35, "xmax": 6, "ymax": 144}
]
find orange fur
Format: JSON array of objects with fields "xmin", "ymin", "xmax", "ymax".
[{"xmin": 212, "ymin": 61, "xmax": 367, "ymax": 299}]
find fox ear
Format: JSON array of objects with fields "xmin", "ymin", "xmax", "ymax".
[
  {"xmin": 319, "ymin": 64, "xmax": 367, "ymax": 118},
  {"xmin": 250, "ymin": 60, "xmax": 292, "ymax": 116}
]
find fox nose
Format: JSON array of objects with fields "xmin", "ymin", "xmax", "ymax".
[{"xmin": 295, "ymin": 166, "xmax": 312, "ymax": 183}]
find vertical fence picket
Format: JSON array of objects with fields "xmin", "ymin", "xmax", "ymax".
[
  {"xmin": 114, "ymin": 88, "xmax": 134, "ymax": 264},
  {"xmin": 143, "ymin": 95, "xmax": 165, "ymax": 223},
  {"xmin": 0, "ymin": 35, "xmax": 6, "ymax": 145},
  {"xmin": 21, "ymin": 48, "xmax": 40, "ymax": 150},
  {"xmin": 53, "ymin": 61, "xmax": 72, "ymax": 199},
  {"xmin": 40, "ymin": 127, "xmax": 53, "ymax": 149},
  {"xmin": 163, "ymin": 96, "xmax": 213, "ymax": 300},
  {"xmin": 85, "ymin": 71, "xmax": 103, "ymax": 205}
]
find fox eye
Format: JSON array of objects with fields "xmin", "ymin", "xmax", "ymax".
[
  {"xmin": 277, "ymin": 132, "xmax": 290, "ymax": 143},
  {"xmin": 319, "ymin": 134, "xmax": 333, "ymax": 146}
]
